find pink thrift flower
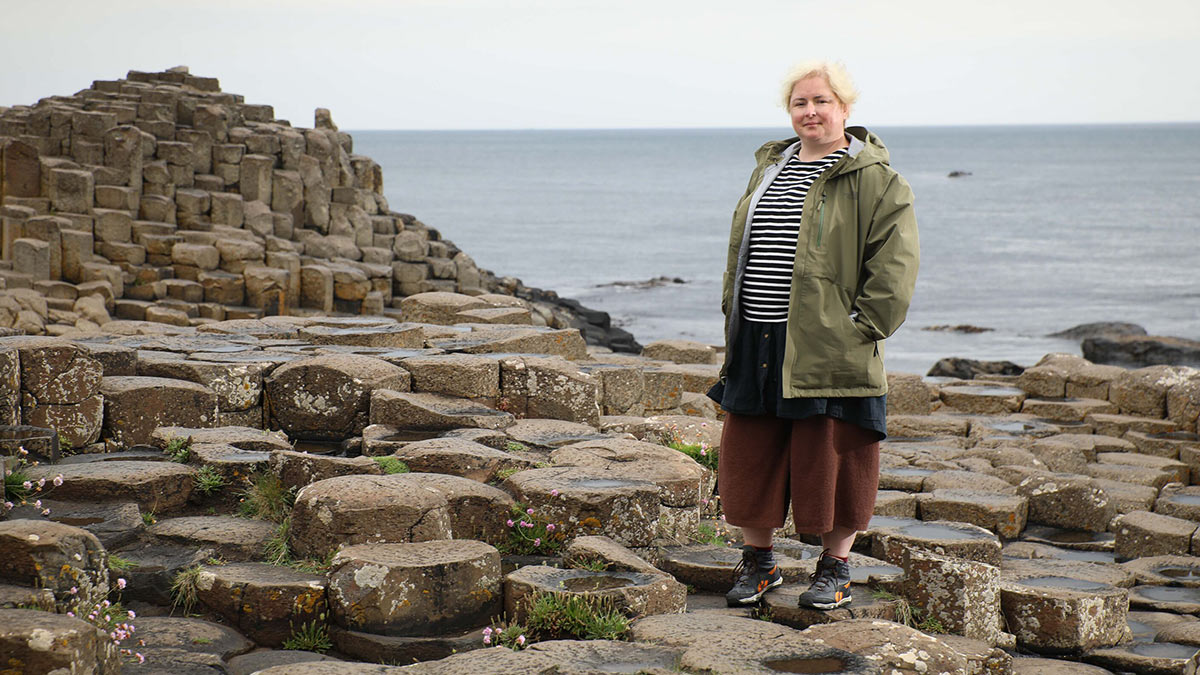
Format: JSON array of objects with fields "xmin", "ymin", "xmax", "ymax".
[
  {"xmin": 117, "ymin": 578, "xmax": 127, "ymax": 590},
  {"xmin": 53, "ymin": 475, "xmax": 64, "ymax": 486},
  {"xmin": 22, "ymin": 481, "xmax": 31, "ymax": 490},
  {"xmin": 517, "ymin": 635, "xmax": 525, "ymax": 646},
  {"xmin": 483, "ymin": 627, "xmax": 493, "ymax": 636},
  {"xmin": 526, "ymin": 508, "xmax": 534, "ymax": 515},
  {"xmin": 506, "ymin": 519, "xmax": 515, "ymax": 527},
  {"xmin": 33, "ymin": 500, "xmax": 41, "ymax": 508},
  {"xmin": 41, "ymin": 508, "xmax": 50, "ymax": 516},
  {"xmin": 533, "ymin": 538, "xmax": 540, "ymax": 546},
  {"xmin": 66, "ymin": 611, "xmax": 75, "ymax": 618},
  {"xmin": 69, "ymin": 587, "xmax": 77, "ymax": 594},
  {"xmin": 127, "ymin": 610, "xmax": 136, "ymax": 619},
  {"xmin": 482, "ymin": 635, "xmax": 491, "ymax": 645},
  {"xmin": 550, "ymin": 489, "xmax": 559, "ymax": 497},
  {"xmin": 137, "ymin": 654, "xmax": 145, "ymax": 664},
  {"xmin": 546, "ymin": 524, "xmax": 555, "ymax": 532}
]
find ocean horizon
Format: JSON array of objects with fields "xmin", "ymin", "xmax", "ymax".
[{"xmin": 352, "ymin": 123, "xmax": 1200, "ymax": 376}]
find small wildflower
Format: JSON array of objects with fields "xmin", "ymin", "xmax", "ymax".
[
  {"xmin": 22, "ymin": 481, "xmax": 32, "ymax": 490},
  {"xmin": 3, "ymin": 502, "xmax": 12, "ymax": 510},
  {"xmin": 483, "ymin": 627, "xmax": 493, "ymax": 636},
  {"xmin": 37, "ymin": 478, "xmax": 46, "ymax": 488},
  {"xmin": 546, "ymin": 523, "xmax": 555, "ymax": 532},
  {"xmin": 506, "ymin": 519, "xmax": 514, "ymax": 527},
  {"xmin": 700, "ymin": 498, "xmax": 709, "ymax": 505},
  {"xmin": 137, "ymin": 654, "xmax": 145, "ymax": 664},
  {"xmin": 526, "ymin": 508, "xmax": 534, "ymax": 515},
  {"xmin": 128, "ymin": 610, "xmax": 136, "ymax": 619},
  {"xmin": 69, "ymin": 586, "xmax": 77, "ymax": 594},
  {"xmin": 66, "ymin": 611, "xmax": 75, "ymax": 617},
  {"xmin": 482, "ymin": 634, "xmax": 491, "ymax": 645},
  {"xmin": 700, "ymin": 449, "xmax": 707, "ymax": 456},
  {"xmin": 550, "ymin": 489, "xmax": 559, "ymax": 497},
  {"xmin": 33, "ymin": 499, "xmax": 41, "ymax": 508},
  {"xmin": 41, "ymin": 508, "xmax": 50, "ymax": 516},
  {"xmin": 116, "ymin": 578, "xmax": 127, "ymax": 590},
  {"xmin": 53, "ymin": 475, "xmax": 64, "ymax": 487},
  {"xmin": 533, "ymin": 538, "xmax": 540, "ymax": 546},
  {"xmin": 517, "ymin": 635, "xmax": 525, "ymax": 646}
]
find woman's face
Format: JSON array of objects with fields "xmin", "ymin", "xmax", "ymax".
[{"xmin": 788, "ymin": 76, "xmax": 849, "ymax": 147}]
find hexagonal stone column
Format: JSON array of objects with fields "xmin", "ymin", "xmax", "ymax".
[
  {"xmin": 28, "ymin": 460, "xmax": 195, "ymax": 512},
  {"xmin": 289, "ymin": 474, "xmax": 451, "ymax": 559},
  {"xmin": 0, "ymin": 520, "xmax": 109, "ymax": 611},
  {"xmin": 264, "ymin": 354, "xmax": 410, "ymax": 441},
  {"xmin": 194, "ymin": 562, "xmax": 327, "ymax": 647},
  {"xmin": 504, "ymin": 565, "xmax": 685, "ymax": 622},
  {"xmin": 100, "ymin": 376, "xmax": 219, "ymax": 446},
  {"xmin": 327, "ymin": 540, "xmax": 500, "ymax": 636},
  {"xmin": 1001, "ymin": 574, "xmax": 1129, "ymax": 652},
  {"xmin": 503, "ymin": 467, "xmax": 661, "ymax": 547},
  {"xmin": 0, "ymin": 608, "xmax": 118, "ymax": 673},
  {"xmin": 870, "ymin": 519, "xmax": 1002, "ymax": 566}
]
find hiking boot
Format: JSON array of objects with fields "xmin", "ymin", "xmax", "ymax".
[
  {"xmin": 725, "ymin": 544, "xmax": 783, "ymax": 606},
  {"xmin": 798, "ymin": 552, "xmax": 852, "ymax": 610}
]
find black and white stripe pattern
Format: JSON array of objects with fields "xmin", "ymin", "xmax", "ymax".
[{"xmin": 740, "ymin": 148, "xmax": 846, "ymax": 322}]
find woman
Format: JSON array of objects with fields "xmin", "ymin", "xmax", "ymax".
[{"xmin": 708, "ymin": 61, "xmax": 919, "ymax": 610}]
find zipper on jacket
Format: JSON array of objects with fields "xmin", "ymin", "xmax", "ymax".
[{"xmin": 816, "ymin": 192, "xmax": 827, "ymax": 247}]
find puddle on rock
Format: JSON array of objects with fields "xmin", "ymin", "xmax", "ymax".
[
  {"xmin": 377, "ymin": 430, "xmax": 441, "ymax": 442},
  {"xmin": 765, "ymin": 657, "xmax": 847, "ymax": 673},
  {"xmin": 1152, "ymin": 432, "xmax": 1200, "ymax": 442},
  {"xmin": 1019, "ymin": 576, "xmax": 1111, "ymax": 592},
  {"xmin": 1165, "ymin": 495, "xmax": 1200, "ymax": 506},
  {"xmin": 885, "ymin": 468, "xmax": 936, "ymax": 477},
  {"xmin": 1135, "ymin": 586, "xmax": 1200, "ymax": 604},
  {"xmin": 852, "ymin": 564, "xmax": 903, "ymax": 583},
  {"xmin": 867, "ymin": 516, "xmax": 921, "ymax": 530},
  {"xmin": 1130, "ymin": 642, "xmax": 1200, "ymax": 659},
  {"xmin": 561, "ymin": 575, "xmax": 636, "ymax": 592},
  {"xmin": 292, "ymin": 441, "xmax": 343, "ymax": 455},
  {"xmin": 1127, "ymin": 620, "xmax": 1157, "ymax": 642},
  {"xmin": 1154, "ymin": 566, "xmax": 1200, "ymax": 582},
  {"xmin": 1023, "ymin": 526, "xmax": 1115, "ymax": 550},
  {"xmin": 896, "ymin": 523, "xmax": 986, "ymax": 541}
]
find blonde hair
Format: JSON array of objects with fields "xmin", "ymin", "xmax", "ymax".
[{"xmin": 779, "ymin": 60, "xmax": 859, "ymax": 111}]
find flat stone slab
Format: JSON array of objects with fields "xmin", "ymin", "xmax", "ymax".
[
  {"xmin": 1015, "ymin": 473, "xmax": 1116, "ymax": 533},
  {"xmin": 148, "ymin": 516, "xmax": 276, "ymax": 561},
  {"xmin": 1083, "ymin": 642, "xmax": 1200, "ymax": 673},
  {"xmin": 871, "ymin": 518, "xmax": 1003, "ymax": 566},
  {"xmin": 108, "ymin": 539, "xmax": 216, "ymax": 606},
  {"xmin": 331, "ymin": 626, "xmax": 484, "ymax": 667},
  {"xmin": 1002, "ymin": 557, "xmax": 1134, "ymax": 588},
  {"xmin": 1021, "ymin": 525, "xmax": 1116, "ymax": 552},
  {"xmin": 194, "ymin": 562, "xmax": 327, "ymax": 647},
  {"xmin": 401, "ymin": 472, "xmax": 515, "ymax": 545},
  {"xmin": 1011, "ymin": 656, "xmax": 1115, "ymax": 674},
  {"xmin": 39, "ymin": 499, "xmax": 144, "ymax": 549},
  {"xmin": 1123, "ymin": 555, "xmax": 1200, "ymax": 588},
  {"xmin": 328, "ymin": 539, "xmax": 501, "ymax": 637},
  {"xmin": 270, "ymin": 449, "xmax": 382, "ymax": 490},
  {"xmin": 27, "ymin": 460, "xmax": 195, "ymax": 512},
  {"xmin": 1130, "ymin": 584, "xmax": 1200, "ymax": 614},
  {"xmin": 298, "ymin": 322, "xmax": 425, "ymax": 348},
  {"xmin": 502, "ymin": 466, "xmax": 661, "ymax": 547},
  {"xmin": 228, "ymin": 650, "xmax": 343, "ymax": 675},
  {"xmin": 764, "ymin": 583, "xmax": 901, "ymax": 629},
  {"xmin": 370, "ymin": 389, "xmax": 514, "ymax": 431},
  {"xmin": 657, "ymin": 543, "xmax": 896, "ymax": 593},
  {"xmin": 100, "ymin": 375, "xmax": 219, "ymax": 446},
  {"xmin": 550, "ymin": 437, "xmax": 706, "ymax": 507},
  {"xmin": 505, "ymin": 564, "xmax": 685, "ymax": 621},
  {"xmin": 265, "ymin": 354, "xmax": 410, "ymax": 440},
  {"xmin": 389, "ymin": 437, "xmax": 533, "ymax": 483},
  {"xmin": 797, "ymin": 618, "xmax": 973, "ymax": 674},
  {"xmin": 133, "ymin": 616, "xmax": 255, "ymax": 660},
  {"xmin": 0, "ymin": 520, "xmax": 109, "ymax": 611},
  {"xmin": 919, "ymin": 488, "xmax": 1028, "ymax": 539},
  {"xmin": 1001, "ymin": 574, "xmax": 1130, "ymax": 652},
  {"xmin": 504, "ymin": 418, "xmax": 610, "ymax": 449},
  {"xmin": 152, "ymin": 425, "xmax": 292, "ymax": 452}
]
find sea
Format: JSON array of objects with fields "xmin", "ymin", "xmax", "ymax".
[{"xmin": 352, "ymin": 124, "xmax": 1200, "ymax": 376}]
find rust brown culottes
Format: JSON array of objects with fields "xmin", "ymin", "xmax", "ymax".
[{"xmin": 718, "ymin": 412, "xmax": 880, "ymax": 534}]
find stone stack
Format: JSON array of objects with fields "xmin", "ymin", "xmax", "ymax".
[{"xmin": 0, "ymin": 67, "xmax": 637, "ymax": 351}]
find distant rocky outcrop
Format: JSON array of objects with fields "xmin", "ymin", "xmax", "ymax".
[
  {"xmin": 927, "ymin": 357, "xmax": 1024, "ymax": 379},
  {"xmin": 1084, "ymin": 335, "xmax": 1200, "ymax": 368},
  {"xmin": 0, "ymin": 66, "xmax": 636, "ymax": 351},
  {"xmin": 1048, "ymin": 322, "xmax": 1148, "ymax": 340}
]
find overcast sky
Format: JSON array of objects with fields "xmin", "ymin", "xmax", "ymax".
[{"xmin": 3, "ymin": 0, "xmax": 1198, "ymax": 130}]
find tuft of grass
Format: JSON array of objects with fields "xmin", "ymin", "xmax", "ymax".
[
  {"xmin": 567, "ymin": 556, "xmax": 611, "ymax": 572},
  {"xmin": 372, "ymin": 456, "xmax": 409, "ymax": 474},
  {"xmin": 195, "ymin": 466, "xmax": 226, "ymax": 495},
  {"xmin": 523, "ymin": 592, "xmax": 630, "ymax": 641},
  {"xmin": 282, "ymin": 615, "xmax": 332, "ymax": 652},
  {"xmin": 164, "ymin": 436, "xmax": 193, "ymax": 463},
  {"xmin": 287, "ymin": 550, "xmax": 337, "ymax": 576},
  {"xmin": 871, "ymin": 588, "xmax": 945, "ymax": 633},
  {"xmin": 108, "ymin": 555, "xmax": 136, "ymax": 572},
  {"xmin": 141, "ymin": 511, "xmax": 157, "ymax": 527},
  {"xmin": 238, "ymin": 472, "xmax": 295, "ymax": 523},
  {"xmin": 485, "ymin": 615, "xmax": 528, "ymax": 650},
  {"xmin": 917, "ymin": 616, "xmax": 947, "ymax": 634},
  {"xmin": 668, "ymin": 440, "xmax": 717, "ymax": 473},
  {"xmin": 505, "ymin": 441, "xmax": 527, "ymax": 453},
  {"xmin": 749, "ymin": 605, "xmax": 775, "ymax": 622},
  {"xmin": 690, "ymin": 522, "xmax": 729, "ymax": 547},
  {"xmin": 494, "ymin": 467, "xmax": 521, "ymax": 482},
  {"xmin": 264, "ymin": 518, "xmax": 291, "ymax": 566},
  {"xmin": 171, "ymin": 566, "xmax": 204, "ymax": 614}
]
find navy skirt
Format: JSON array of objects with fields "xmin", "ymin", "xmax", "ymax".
[{"xmin": 706, "ymin": 319, "xmax": 887, "ymax": 440}]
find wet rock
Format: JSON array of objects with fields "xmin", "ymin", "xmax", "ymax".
[
  {"xmin": 1015, "ymin": 473, "xmax": 1115, "ymax": 532},
  {"xmin": 255, "ymin": 661, "xmax": 394, "ymax": 675},
  {"xmin": 0, "ymin": 520, "xmax": 109, "ymax": 611},
  {"xmin": 1050, "ymin": 322, "xmax": 1148, "ymax": 340},
  {"xmin": 1021, "ymin": 397, "xmax": 1118, "ymax": 422},
  {"xmin": 1085, "ymin": 335, "xmax": 1200, "ymax": 368},
  {"xmin": 227, "ymin": 650, "xmax": 342, "ymax": 675},
  {"xmin": 1157, "ymin": 485, "xmax": 1200, "ymax": 521},
  {"xmin": 939, "ymin": 383, "xmax": 1026, "ymax": 415},
  {"xmin": 1084, "ymin": 641, "xmax": 1200, "ymax": 673},
  {"xmin": 928, "ymin": 357, "xmax": 1023, "ymax": 379},
  {"xmin": 1115, "ymin": 511, "xmax": 1199, "ymax": 558},
  {"xmin": 270, "ymin": 449, "xmax": 382, "ymax": 490},
  {"xmin": 299, "ymin": 322, "xmax": 425, "ymax": 349},
  {"xmin": 1130, "ymin": 584, "xmax": 1200, "ymax": 614},
  {"xmin": 1012, "ymin": 656, "xmax": 1114, "ymax": 673},
  {"xmin": 1003, "ymin": 556, "xmax": 1133, "ymax": 588},
  {"xmin": 148, "ymin": 516, "xmax": 276, "ymax": 561},
  {"xmin": 562, "ymin": 535, "xmax": 668, "ymax": 577},
  {"xmin": 194, "ymin": 562, "xmax": 327, "ymax": 647},
  {"xmin": 388, "ymin": 437, "xmax": 534, "ymax": 483},
  {"xmin": 265, "ymin": 354, "xmax": 410, "ymax": 440},
  {"xmin": 396, "ymin": 640, "xmax": 688, "ymax": 675},
  {"xmin": 1156, "ymin": 621, "xmax": 1200, "ymax": 646},
  {"xmin": 370, "ymin": 389, "xmax": 514, "ymax": 431},
  {"xmin": 505, "ymin": 565, "xmax": 685, "ymax": 621},
  {"xmin": 1110, "ymin": 365, "xmax": 1199, "ymax": 418},
  {"xmin": 289, "ymin": 474, "xmax": 452, "ymax": 558},
  {"xmin": 502, "ymin": 466, "xmax": 660, "ymax": 547},
  {"xmin": 327, "ymin": 539, "xmax": 500, "ymax": 636},
  {"xmin": 1131, "ymin": 610, "xmax": 1200, "ymax": 641},
  {"xmin": 0, "ymin": 608, "xmax": 118, "ymax": 674},
  {"xmin": 101, "ymin": 375, "xmax": 219, "ymax": 445},
  {"xmin": 29, "ymin": 459, "xmax": 195, "ymax": 512},
  {"xmin": 763, "ymin": 583, "xmax": 903, "ymax": 629},
  {"xmin": 1122, "ymin": 555, "xmax": 1200, "ymax": 588},
  {"xmin": 137, "ymin": 357, "xmax": 266, "ymax": 413},
  {"xmin": 1129, "ymin": 430, "xmax": 1200, "ymax": 460},
  {"xmin": 1000, "ymin": 574, "xmax": 1129, "ymax": 653},
  {"xmin": 40, "ymin": 499, "xmax": 144, "ymax": 549}
]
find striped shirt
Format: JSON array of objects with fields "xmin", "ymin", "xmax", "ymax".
[{"xmin": 739, "ymin": 148, "xmax": 847, "ymax": 322}]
